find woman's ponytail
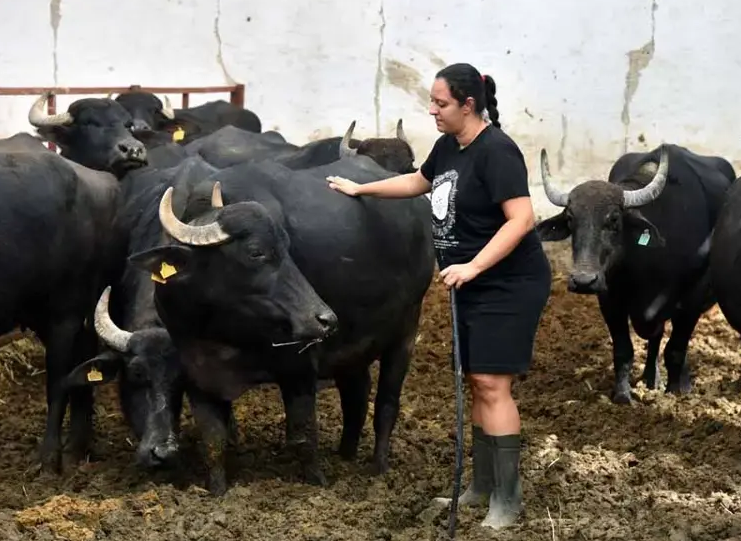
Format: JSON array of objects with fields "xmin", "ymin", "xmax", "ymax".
[{"xmin": 481, "ymin": 75, "xmax": 500, "ymax": 128}]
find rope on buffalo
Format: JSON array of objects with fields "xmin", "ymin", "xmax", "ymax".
[{"xmin": 447, "ymin": 286, "xmax": 464, "ymax": 539}]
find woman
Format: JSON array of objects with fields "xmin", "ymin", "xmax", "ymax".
[{"xmin": 326, "ymin": 62, "xmax": 551, "ymax": 530}]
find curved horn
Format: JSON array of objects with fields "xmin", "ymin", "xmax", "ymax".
[
  {"xmin": 211, "ymin": 181, "xmax": 224, "ymax": 208},
  {"xmin": 396, "ymin": 119, "xmax": 409, "ymax": 143},
  {"xmin": 339, "ymin": 120, "xmax": 358, "ymax": 157},
  {"xmin": 540, "ymin": 149, "xmax": 570, "ymax": 207},
  {"xmin": 159, "ymin": 186, "xmax": 231, "ymax": 246},
  {"xmin": 161, "ymin": 96, "xmax": 176, "ymax": 120},
  {"xmin": 94, "ymin": 286, "xmax": 132, "ymax": 353},
  {"xmin": 105, "ymin": 91, "xmax": 114, "ymax": 99},
  {"xmin": 623, "ymin": 145, "xmax": 669, "ymax": 208},
  {"xmin": 28, "ymin": 93, "xmax": 73, "ymax": 127}
]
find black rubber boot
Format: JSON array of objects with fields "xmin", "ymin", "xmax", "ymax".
[
  {"xmin": 481, "ymin": 434, "xmax": 523, "ymax": 529},
  {"xmin": 430, "ymin": 425, "xmax": 494, "ymax": 509},
  {"xmin": 457, "ymin": 425, "xmax": 494, "ymax": 507}
]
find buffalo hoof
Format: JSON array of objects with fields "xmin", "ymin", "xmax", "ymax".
[
  {"xmin": 206, "ymin": 472, "xmax": 228, "ymax": 497},
  {"xmin": 304, "ymin": 467, "xmax": 328, "ymax": 487},
  {"xmin": 665, "ymin": 380, "xmax": 692, "ymax": 395},
  {"xmin": 610, "ymin": 390, "xmax": 632, "ymax": 404},
  {"xmin": 40, "ymin": 453, "xmax": 62, "ymax": 474},
  {"xmin": 370, "ymin": 456, "xmax": 390, "ymax": 476},
  {"xmin": 67, "ymin": 436, "xmax": 93, "ymax": 464},
  {"xmin": 39, "ymin": 442, "xmax": 63, "ymax": 474},
  {"xmin": 642, "ymin": 374, "xmax": 663, "ymax": 391},
  {"xmin": 338, "ymin": 440, "xmax": 359, "ymax": 461}
]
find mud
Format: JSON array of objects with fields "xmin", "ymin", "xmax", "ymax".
[{"xmin": 2, "ymin": 243, "xmax": 741, "ymax": 540}]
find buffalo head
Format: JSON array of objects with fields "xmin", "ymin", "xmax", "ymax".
[
  {"xmin": 536, "ymin": 145, "xmax": 669, "ymax": 294},
  {"xmin": 339, "ymin": 119, "xmax": 416, "ymax": 174},
  {"xmin": 129, "ymin": 182, "xmax": 338, "ymax": 346},
  {"xmin": 65, "ymin": 287, "xmax": 183, "ymax": 468},
  {"xmin": 113, "ymin": 91, "xmax": 175, "ymax": 134},
  {"xmin": 29, "ymin": 92, "xmax": 148, "ymax": 175}
]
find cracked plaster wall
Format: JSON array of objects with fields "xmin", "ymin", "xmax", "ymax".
[{"xmin": 0, "ymin": 0, "xmax": 740, "ymax": 216}]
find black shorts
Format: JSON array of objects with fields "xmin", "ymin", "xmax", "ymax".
[{"xmin": 452, "ymin": 273, "xmax": 551, "ymax": 376}]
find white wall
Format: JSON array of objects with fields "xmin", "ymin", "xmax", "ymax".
[{"xmin": 0, "ymin": 0, "xmax": 739, "ymax": 217}]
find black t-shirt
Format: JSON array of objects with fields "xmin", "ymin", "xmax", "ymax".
[{"xmin": 420, "ymin": 124, "xmax": 547, "ymax": 290}]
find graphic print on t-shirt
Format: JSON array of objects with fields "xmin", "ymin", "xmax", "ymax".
[{"xmin": 430, "ymin": 169, "xmax": 459, "ymax": 250}]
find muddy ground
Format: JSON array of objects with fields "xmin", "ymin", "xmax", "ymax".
[{"xmin": 1, "ymin": 243, "xmax": 741, "ymax": 540}]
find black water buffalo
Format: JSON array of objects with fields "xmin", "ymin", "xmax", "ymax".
[
  {"xmin": 0, "ymin": 147, "xmax": 120, "ymax": 472},
  {"xmin": 64, "ymin": 157, "xmax": 221, "ymax": 468},
  {"xmin": 0, "ymin": 132, "xmax": 50, "ymax": 153},
  {"xmin": 183, "ymin": 125, "xmax": 297, "ymax": 168},
  {"xmin": 114, "ymin": 91, "xmax": 262, "ymax": 144},
  {"xmin": 709, "ymin": 176, "xmax": 741, "ymax": 334},
  {"xmin": 165, "ymin": 99, "xmax": 262, "ymax": 142},
  {"xmin": 112, "ymin": 90, "xmax": 177, "ymax": 134},
  {"xmin": 185, "ymin": 120, "xmax": 416, "ymax": 173},
  {"xmin": 536, "ymin": 144, "xmax": 734, "ymax": 403},
  {"xmin": 126, "ymin": 155, "xmax": 435, "ymax": 494},
  {"xmin": 145, "ymin": 142, "xmax": 190, "ymax": 168},
  {"xmin": 28, "ymin": 92, "xmax": 148, "ymax": 176},
  {"xmin": 332, "ymin": 119, "xmax": 416, "ymax": 174}
]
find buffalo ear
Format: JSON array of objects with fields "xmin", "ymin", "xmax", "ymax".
[
  {"xmin": 35, "ymin": 126, "xmax": 71, "ymax": 148},
  {"xmin": 624, "ymin": 209, "xmax": 665, "ymax": 248},
  {"xmin": 64, "ymin": 351, "xmax": 124, "ymax": 388},
  {"xmin": 536, "ymin": 211, "xmax": 571, "ymax": 242},
  {"xmin": 128, "ymin": 245, "xmax": 195, "ymax": 284}
]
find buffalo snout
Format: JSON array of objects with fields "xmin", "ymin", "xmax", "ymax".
[
  {"xmin": 568, "ymin": 270, "xmax": 606, "ymax": 294},
  {"xmin": 137, "ymin": 433, "xmax": 179, "ymax": 468},
  {"xmin": 315, "ymin": 308, "xmax": 338, "ymax": 335},
  {"xmin": 113, "ymin": 136, "xmax": 148, "ymax": 166},
  {"xmin": 292, "ymin": 305, "xmax": 338, "ymax": 342}
]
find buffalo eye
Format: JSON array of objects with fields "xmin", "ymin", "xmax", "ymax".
[
  {"xmin": 127, "ymin": 360, "xmax": 150, "ymax": 385},
  {"xmin": 249, "ymin": 250, "xmax": 266, "ymax": 261},
  {"xmin": 604, "ymin": 213, "xmax": 620, "ymax": 231}
]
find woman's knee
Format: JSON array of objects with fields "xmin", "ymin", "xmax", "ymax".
[{"xmin": 469, "ymin": 373, "xmax": 513, "ymax": 403}]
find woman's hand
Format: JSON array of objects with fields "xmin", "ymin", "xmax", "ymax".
[
  {"xmin": 327, "ymin": 175, "xmax": 362, "ymax": 197},
  {"xmin": 439, "ymin": 262, "xmax": 481, "ymax": 289}
]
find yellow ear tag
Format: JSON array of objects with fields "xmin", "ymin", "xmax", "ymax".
[
  {"xmin": 172, "ymin": 127, "xmax": 185, "ymax": 142},
  {"xmin": 160, "ymin": 262, "xmax": 178, "ymax": 279},
  {"xmin": 151, "ymin": 261, "xmax": 178, "ymax": 284},
  {"xmin": 87, "ymin": 367, "xmax": 103, "ymax": 382}
]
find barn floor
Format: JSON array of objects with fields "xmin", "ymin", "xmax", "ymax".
[{"xmin": 2, "ymin": 243, "xmax": 741, "ymax": 541}]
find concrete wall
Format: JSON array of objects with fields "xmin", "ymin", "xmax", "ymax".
[{"xmin": 0, "ymin": 0, "xmax": 738, "ymax": 217}]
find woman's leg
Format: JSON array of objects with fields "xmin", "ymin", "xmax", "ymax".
[
  {"xmin": 469, "ymin": 373, "xmax": 523, "ymax": 530},
  {"xmin": 451, "ymin": 376, "xmax": 494, "ymax": 507},
  {"xmin": 469, "ymin": 373, "xmax": 518, "ymax": 435}
]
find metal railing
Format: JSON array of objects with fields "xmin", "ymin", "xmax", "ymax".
[{"xmin": 0, "ymin": 83, "xmax": 245, "ymax": 150}]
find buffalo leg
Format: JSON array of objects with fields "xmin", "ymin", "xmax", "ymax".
[
  {"xmin": 597, "ymin": 294, "xmax": 634, "ymax": 404},
  {"xmin": 372, "ymin": 332, "xmax": 414, "ymax": 474},
  {"xmin": 187, "ymin": 387, "xmax": 231, "ymax": 495},
  {"xmin": 67, "ymin": 326, "xmax": 98, "ymax": 461},
  {"xmin": 335, "ymin": 366, "xmax": 371, "ymax": 460},
  {"xmin": 277, "ymin": 369, "xmax": 324, "ymax": 486},
  {"xmin": 641, "ymin": 328, "xmax": 664, "ymax": 391},
  {"xmin": 226, "ymin": 407, "xmax": 239, "ymax": 448},
  {"xmin": 662, "ymin": 267, "xmax": 715, "ymax": 395},
  {"xmin": 39, "ymin": 318, "xmax": 82, "ymax": 473},
  {"xmin": 664, "ymin": 310, "xmax": 701, "ymax": 395}
]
